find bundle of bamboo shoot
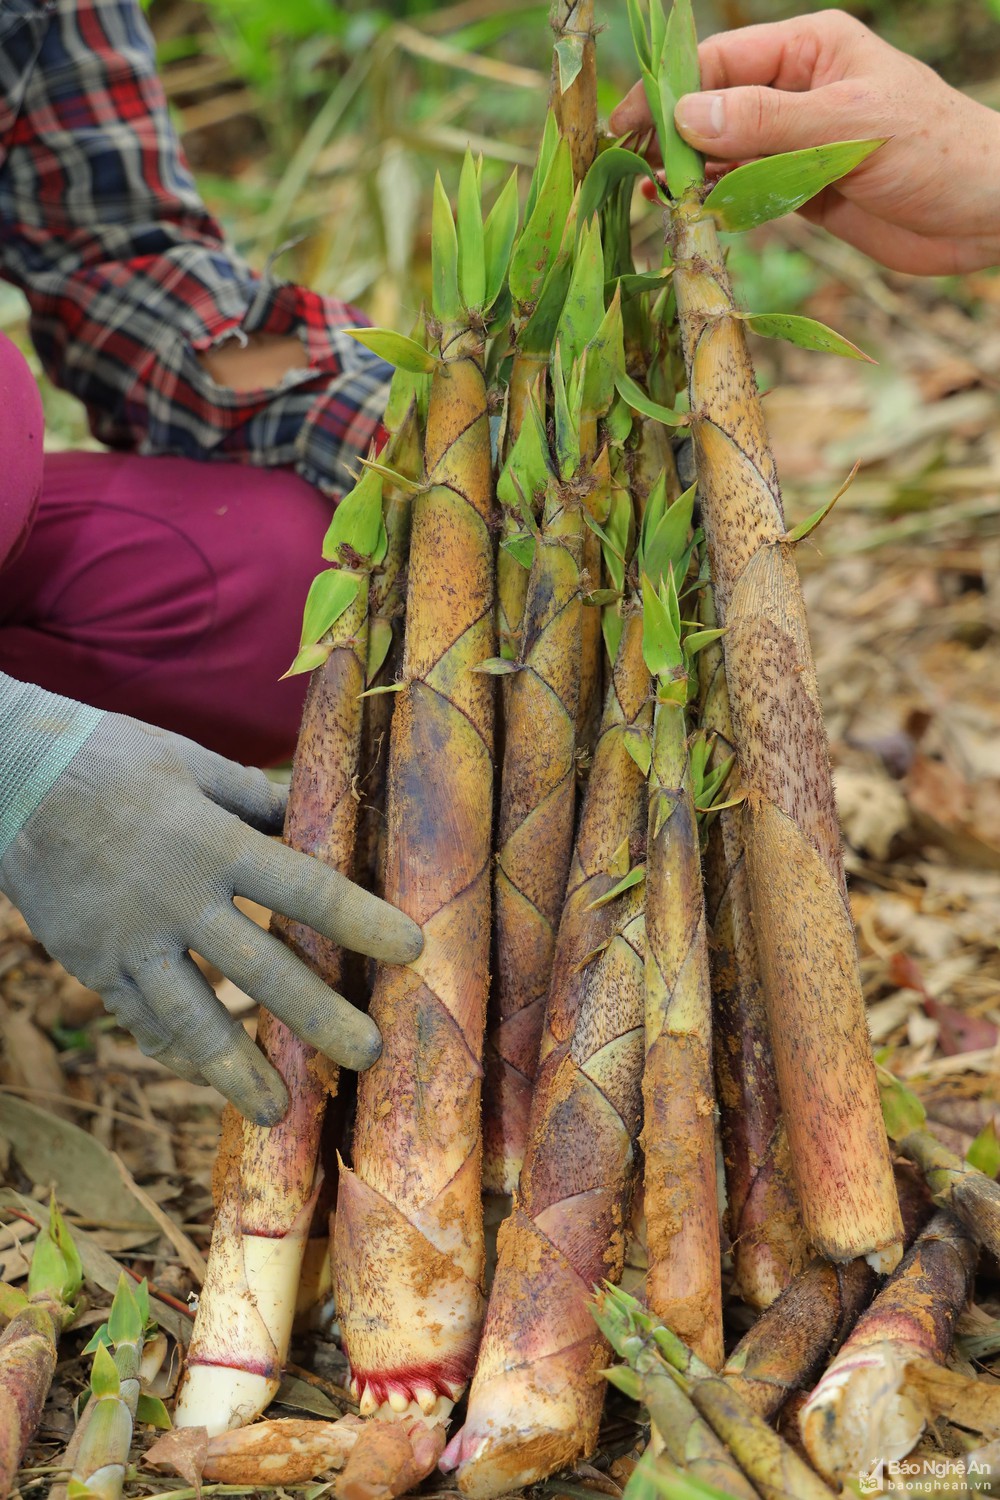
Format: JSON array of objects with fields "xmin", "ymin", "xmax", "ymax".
[{"xmin": 166, "ymin": 4, "xmax": 986, "ymax": 1496}]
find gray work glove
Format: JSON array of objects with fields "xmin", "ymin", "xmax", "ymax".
[{"xmin": 0, "ymin": 673, "xmax": 421, "ymax": 1125}]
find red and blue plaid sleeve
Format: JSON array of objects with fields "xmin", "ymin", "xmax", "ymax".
[{"xmin": 0, "ymin": 0, "xmax": 390, "ymax": 496}]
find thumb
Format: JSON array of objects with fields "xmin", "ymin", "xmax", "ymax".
[{"xmin": 675, "ymin": 84, "xmax": 845, "ymax": 161}]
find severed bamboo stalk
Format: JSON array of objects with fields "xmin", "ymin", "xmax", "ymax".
[
  {"xmin": 334, "ymin": 161, "xmax": 504, "ymax": 1420},
  {"xmin": 800, "ymin": 1212, "xmax": 978, "ymax": 1485},
  {"xmin": 176, "ymin": 554, "xmax": 370, "ymax": 1433},
  {"xmin": 640, "ymin": 561, "xmax": 722, "ymax": 1367},
  {"xmin": 658, "ymin": 77, "xmax": 901, "ymax": 1269},
  {"xmin": 698, "ymin": 593, "xmax": 808, "ymax": 1310},
  {"xmin": 722, "ymin": 1164, "xmax": 932, "ymax": 1422},
  {"xmin": 444, "ymin": 612, "xmax": 652, "ymax": 1498}
]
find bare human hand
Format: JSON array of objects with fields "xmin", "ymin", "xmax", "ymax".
[{"xmin": 609, "ymin": 9, "xmax": 1000, "ymax": 275}]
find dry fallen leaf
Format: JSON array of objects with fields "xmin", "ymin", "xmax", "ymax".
[{"xmin": 144, "ymin": 1424, "xmax": 210, "ymax": 1497}]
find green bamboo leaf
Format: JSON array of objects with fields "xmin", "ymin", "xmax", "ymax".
[
  {"xmin": 624, "ymin": 1448, "xmax": 669, "ymax": 1500},
  {"xmin": 357, "ymin": 682, "xmax": 406, "ymax": 699},
  {"xmin": 968, "ymin": 1120, "xmax": 1000, "ymax": 1178},
  {"xmin": 877, "ymin": 1064, "xmax": 927, "ymax": 1141},
  {"xmin": 648, "ymin": 0, "xmax": 666, "ymax": 67},
  {"xmin": 382, "ymin": 337, "xmax": 430, "ymax": 432},
  {"xmin": 365, "ymin": 617, "xmax": 394, "ymax": 685},
  {"xmin": 642, "ymin": 571, "xmax": 684, "ymax": 680},
  {"xmin": 583, "ymin": 589, "xmax": 623, "ymax": 607},
  {"xmin": 554, "ymin": 32, "xmax": 585, "ymax": 94},
  {"xmin": 659, "ymin": 0, "xmax": 704, "ymax": 198},
  {"xmin": 579, "ymin": 146, "xmax": 662, "ymax": 227},
  {"xmin": 0, "ymin": 1283, "xmax": 29, "ymax": 1319},
  {"xmin": 683, "ymin": 626, "xmax": 725, "ymax": 658},
  {"xmin": 519, "ymin": 212, "xmax": 578, "ymax": 354},
  {"xmin": 623, "ymin": 728, "xmax": 653, "ymax": 778},
  {"xmin": 744, "ymin": 312, "xmax": 875, "ymax": 362},
  {"xmin": 611, "ymin": 269, "xmax": 673, "ymax": 301},
  {"xmin": 483, "ymin": 170, "xmax": 520, "ymax": 311},
  {"xmin": 603, "ymin": 607, "xmax": 624, "ymax": 666},
  {"xmin": 581, "ymin": 288, "xmax": 625, "ymax": 422},
  {"xmin": 81, "ymin": 1325, "xmax": 111, "ymax": 1357},
  {"xmin": 614, "ymin": 370, "xmax": 688, "ymax": 427},
  {"xmin": 136, "ymin": 1393, "xmax": 172, "ymax": 1430},
  {"xmin": 525, "ymin": 110, "xmax": 561, "ymax": 223},
  {"xmin": 510, "ymin": 140, "xmax": 574, "ymax": 308},
  {"xmin": 497, "ymin": 391, "xmax": 551, "ymax": 522},
  {"xmin": 601, "ymin": 482, "xmax": 632, "ymax": 595},
  {"xmin": 626, "ymin": 0, "xmax": 652, "ymax": 73},
  {"xmin": 298, "ymin": 569, "xmax": 362, "ymax": 651},
  {"xmin": 282, "ymin": 640, "xmax": 332, "ymax": 680},
  {"xmin": 502, "ymin": 533, "xmax": 536, "ymax": 570},
  {"xmin": 704, "ymin": 139, "xmax": 885, "ymax": 232},
  {"xmin": 473, "ymin": 657, "xmax": 522, "ymax": 676},
  {"xmin": 783, "ymin": 460, "xmax": 859, "ymax": 544},
  {"xmin": 90, "ymin": 1341, "xmax": 121, "ymax": 1400},
  {"xmin": 556, "ymin": 218, "xmax": 607, "ymax": 371},
  {"xmin": 552, "ymin": 346, "xmax": 582, "ymax": 481},
  {"xmin": 322, "ymin": 467, "xmax": 385, "ymax": 562},
  {"xmin": 603, "ymin": 1364, "xmax": 644, "ymax": 1401},
  {"xmin": 432, "ymin": 172, "xmax": 462, "ymax": 324},
  {"xmin": 133, "ymin": 1278, "xmax": 150, "ymax": 1328},
  {"xmin": 107, "ymin": 1273, "xmax": 142, "ymax": 1347},
  {"xmin": 344, "ymin": 328, "xmax": 438, "ymax": 375},
  {"xmin": 638, "ymin": 65, "xmax": 668, "ymax": 158},
  {"xmin": 355, "ymin": 458, "xmax": 424, "ymax": 496},
  {"xmin": 645, "ymin": 1464, "xmax": 736, "ymax": 1500},
  {"xmin": 586, "ymin": 863, "xmax": 646, "ymax": 910},
  {"xmin": 641, "ymin": 481, "xmax": 696, "ymax": 586},
  {"xmin": 457, "ymin": 150, "xmax": 486, "ymax": 310},
  {"xmin": 29, "ymin": 1201, "xmax": 82, "ymax": 1305}
]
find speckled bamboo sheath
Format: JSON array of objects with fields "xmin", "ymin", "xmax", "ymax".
[
  {"xmin": 445, "ymin": 615, "xmax": 652, "ymax": 1499},
  {"xmin": 334, "ymin": 333, "xmax": 495, "ymax": 1415},
  {"xmin": 485, "ymin": 479, "xmax": 584, "ymax": 1195},
  {"xmin": 550, "ymin": 0, "xmax": 597, "ymax": 187},
  {"xmin": 355, "ymin": 405, "xmax": 422, "ymax": 897},
  {"xmin": 537, "ymin": 610, "xmax": 651, "ymax": 1070},
  {"xmin": 669, "ymin": 197, "xmax": 903, "ymax": 1270},
  {"xmin": 0, "ymin": 1298, "xmax": 61, "ymax": 1496},
  {"xmin": 176, "ymin": 615, "xmax": 366, "ymax": 1435},
  {"xmin": 642, "ymin": 690, "xmax": 723, "ymax": 1368},
  {"xmin": 800, "ymin": 1212, "xmax": 977, "ymax": 1484},
  {"xmin": 447, "ymin": 886, "xmax": 647, "ymax": 1497},
  {"xmin": 699, "ymin": 617, "xmax": 808, "ymax": 1309}
]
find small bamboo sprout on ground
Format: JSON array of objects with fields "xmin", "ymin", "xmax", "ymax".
[
  {"xmin": 880, "ymin": 1066, "xmax": 1000, "ymax": 1259},
  {"xmin": 485, "ymin": 232, "xmax": 625, "ymax": 1197},
  {"xmin": 176, "ymin": 441, "xmax": 398, "ymax": 1434},
  {"xmin": 334, "ymin": 154, "xmax": 517, "ymax": 1419},
  {"xmin": 443, "ymin": 612, "xmax": 652, "ymax": 1498},
  {"xmin": 596, "ymin": 1285, "xmax": 839, "ymax": 1500},
  {"xmin": 603, "ymin": 1336, "xmax": 757, "ymax": 1499},
  {"xmin": 0, "ymin": 1200, "xmax": 82, "ymax": 1499},
  {"xmin": 637, "ymin": 496, "xmax": 723, "ymax": 1368},
  {"xmin": 627, "ymin": 0, "xmax": 902, "ymax": 1271},
  {"xmin": 699, "ymin": 589, "xmax": 808, "ymax": 1310},
  {"xmin": 61, "ymin": 1275, "xmax": 168, "ymax": 1500},
  {"xmin": 799, "ymin": 1212, "xmax": 977, "ymax": 1486}
]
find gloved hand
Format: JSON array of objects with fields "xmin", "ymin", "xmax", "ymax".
[{"xmin": 0, "ymin": 673, "xmax": 422, "ymax": 1125}]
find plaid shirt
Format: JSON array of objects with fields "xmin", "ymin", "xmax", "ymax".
[{"xmin": 0, "ymin": 0, "xmax": 390, "ymax": 496}]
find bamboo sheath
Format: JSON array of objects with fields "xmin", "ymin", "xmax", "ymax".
[
  {"xmin": 334, "ymin": 334, "xmax": 495, "ymax": 1416},
  {"xmin": 642, "ymin": 690, "xmax": 722, "ymax": 1367},
  {"xmin": 669, "ymin": 198, "xmax": 902, "ymax": 1269},
  {"xmin": 0, "ymin": 1298, "xmax": 61, "ymax": 1496},
  {"xmin": 449, "ymin": 888, "xmax": 647, "ymax": 1497},
  {"xmin": 446, "ymin": 613, "xmax": 652, "ymax": 1497},
  {"xmin": 484, "ymin": 475, "xmax": 584, "ymax": 1195},
  {"xmin": 800, "ymin": 1212, "xmax": 978, "ymax": 1484},
  {"xmin": 177, "ymin": 602, "xmax": 367, "ymax": 1434},
  {"xmin": 699, "ymin": 614, "xmax": 808, "ymax": 1309}
]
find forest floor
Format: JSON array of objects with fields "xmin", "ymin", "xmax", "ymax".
[{"xmin": 3, "ymin": 135, "xmax": 1000, "ymax": 1500}]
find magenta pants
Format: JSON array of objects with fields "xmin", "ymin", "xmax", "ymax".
[{"xmin": 0, "ymin": 332, "xmax": 323, "ymax": 766}]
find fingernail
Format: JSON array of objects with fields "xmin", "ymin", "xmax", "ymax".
[{"xmin": 676, "ymin": 92, "xmax": 726, "ymax": 141}]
